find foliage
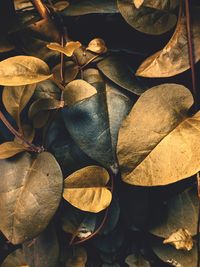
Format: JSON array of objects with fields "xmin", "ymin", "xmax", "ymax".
[{"xmin": 0, "ymin": 0, "xmax": 199, "ymax": 266}]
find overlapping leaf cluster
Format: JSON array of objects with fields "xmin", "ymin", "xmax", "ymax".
[{"xmin": 0, "ymin": 0, "xmax": 200, "ymax": 266}]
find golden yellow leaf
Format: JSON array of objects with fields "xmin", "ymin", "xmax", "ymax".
[
  {"xmin": 65, "ymin": 246, "xmax": 87, "ymax": 267},
  {"xmin": 86, "ymin": 38, "xmax": 107, "ymax": 54},
  {"xmin": 54, "ymin": 1, "xmax": 70, "ymax": 11},
  {"xmin": 117, "ymin": 83, "xmax": 200, "ymax": 186},
  {"xmin": 3, "ymin": 84, "xmax": 36, "ymax": 129},
  {"xmin": 163, "ymin": 229, "xmax": 193, "ymax": 251},
  {"xmin": 0, "ymin": 56, "xmax": 52, "ymax": 86},
  {"xmin": 0, "ymin": 142, "xmax": 26, "ymax": 159},
  {"xmin": 63, "ymin": 166, "xmax": 112, "ymax": 212},
  {"xmin": 133, "ymin": 0, "xmax": 144, "ymax": 9},
  {"xmin": 47, "ymin": 41, "xmax": 81, "ymax": 57},
  {"xmin": 136, "ymin": 8, "xmax": 200, "ymax": 77},
  {"xmin": 63, "ymin": 79, "xmax": 97, "ymax": 106}
]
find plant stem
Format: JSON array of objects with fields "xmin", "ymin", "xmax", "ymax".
[{"xmin": 185, "ymin": 1, "xmax": 199, "ymax": 266}]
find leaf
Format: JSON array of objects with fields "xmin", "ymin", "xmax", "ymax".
[
  {"xmin": 3, "ymin": 84, "xmax": 36, "ymax": 128},
  {"xmin": 163, "ymin": 229, "xmax": 193, "ymax": 251},
  {"xmin": 62, "ymin": 0, "xmax": 118, "ymax": 16},
  {"xmin": 138, "ymin": 0, "xmax": 179, "ymax": 10},
  {"xmin": 117, "ymin": 83, "xmax": 199, "ymax": 186},
  {"xmin": 46, "ymin": 114, "xmax": 95, "ymax": 176},
  {"xmin": 33, "ymin": 80, "xmax": 61, "ymax": 100},
  {"xmin": 117, "ymin": 0, "xmax": 178, "ymax": 35},
  {"xmin": 86, "ymin": 38, "xmax": 108, "ymax": 54},
  {"xmin": 0, "ymin": 141, "xmax": 26, "ymax": 159},
  {"xmin": 133, "ymin": 0, "xmax": 144, "ymax": 9},
  {"xmin": 62, "ymin": 68, "xmax": 133, "ymax": 169},
  {"xmin": 0, "ymin": 37, "xmax": 15, "ymax": 53},
  {"xmin": 65, "ymin": 246, "xmax": 87, "ymax": 267},
  {"xmin": 63, "ymin": 79, "xmax": 97, "ymax": 106},
  {"xmin": 136, "ymin": 8, "xmax": 200, "ymax": 77},
  {"xmin": 63, "ymin": 166, "xmax": 112, "ymax": 213},
  {"xmin": 97, "ymin": 55, "xmax": 146, "ymax": 95},
  {"xmin": 150, "ymin": 187, "xmax": 198, "ymax": 237},
  {"xmin": 152, "ymin": 238, "xmax": 197, "ymax": 267},
  {"xmin": 73, "ymin": 47, "xmax": 98, "ymax": 66},
  {"xmin": 61, "ymin": 205, "xmax": 97, "ymax": 239},
  {"xmin": 23, "ymin": 224, "xmax": 59, "ymax": 267},
  {"xmin": 52, "ymin": 61, "xmax": 79, "ymax": 84},
  {"xmin": 0, "ymin": 152, "xmax": 63, "ymax": 244},
  {"xmin": 1, "ymin": 249, "xmax": 28, "ymax": 267},
  {"xmin": 0, "ymin": 56, "xmax": 52, "ymax": 86},
  {"xmin": 125, "ymin": 253, "xmax": 150, "ymax": 267},
  {"xmin": 53, "ymin": 1, "xmax": 69, "ymax": 12},
  {"xmin": 47, "ymin": 41, "xmax": 81, "ymax": 57}
]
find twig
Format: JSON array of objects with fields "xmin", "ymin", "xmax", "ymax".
[{"xmin": 185, "ymin": 1, "xmax": 199, "ymax": 266}]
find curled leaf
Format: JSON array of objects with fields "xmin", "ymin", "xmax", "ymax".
[
  {"xmin": 86, "ymin": 38, "xmax": 108, "ymax": 54},
  {"xmin": 0, "ymin": 56, "xmax": 52, "ymax": 86},
  {"xmin": 117, "ymin": 83, "xmax": 197, "ymax": 186},
  {"xmin": 63, "ymin": 166, "xmax": 112, "ymax": 213},
  {"xmin": 136, "ymin": 8, "xmax": 200, "ymax": 77},
  {"xmin": 47, "ymin": 41, "xmax": 81, "ymax": 57},
  {"xmin": 163, "ymin": 229, "xmax": 193, "ymax": 251}
]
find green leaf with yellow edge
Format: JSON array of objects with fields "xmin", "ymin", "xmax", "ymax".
[
  {"xmin": 47, "ymin": 41, "xmax": 81, "ymax": 57},
  {"xmin": 3, "ymin": 84, "xmax": 36, "ymax": 129},
  {"xmin": 63, "ymin": 166, "xmax": 112, "ymax": 213},
  {"xmin": 117, "ymin": 0, "xmax": 178, "ymax": 35},
  {"xmin": 0, "ymin": 56, "xmax": 52, "ymax": 86},
  {"xmin": 63, "ymin": 79, "xmax": 97, "ymax": 106},
  {"xmin": 0, "ymin": 152, "xmax": 63, "ymax": 244},
  {"xmin": 117, "ymin": 83, "xmax": 200, "ymax": 186},
  {"xmin": 0, "ymin": 141, "xmax": 26, "ymax": 159},
  {"xmin": 1, "ymin": 249, "xmax": 28, "ymax": 267},
  {"xmin": 136, "ymin": 8, "xmax": 200, "ymax": 77}
]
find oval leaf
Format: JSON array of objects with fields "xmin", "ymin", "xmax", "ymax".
[
  {"xmin": 0, "ymin": 141, "xmax": 26, "ymax": 159},
  {"xmin": 63, "ymin": 166, "xmax": 112, "ymax": 213},
  {"xmin": 0, "ymin": 152, "xmax": 63, "ymax": 244},
  {"xmin": 0, "ymin": 56, "xmax": 52, "ymax": 86},
  {"xmin": 117, "ymin": 83, "xmax": 196, "ymax": 186},
  {"xmin": 136, "ymin": 8, "xmax": 200, "ymax": 77}
]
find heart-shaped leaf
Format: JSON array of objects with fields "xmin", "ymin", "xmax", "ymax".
[
  {"xmin": 63, "ymin": 166, "xmax": 112, "ymax": 213},
  {"xmin": 0, "ymin": 56, "xmax": 52, "ymax": 86},
  {"xmin": 117, "ymin": 83, "xmax": 197, "ymax": 186},
  {"xmin": 47, "ymin": 41, "xmax": 81, "ymax": 57},
  {"xmin": 136, "ymin": 8, "xmax": 200, "ymax": 77},
  {"xmin": 0, "ymin": 152, "xmax": 63, "ymax": 244}
]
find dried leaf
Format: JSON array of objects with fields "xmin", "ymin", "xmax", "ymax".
[
  {"xmin": 117, "ymin": 83, "xmax": 197, "ymax": 186},
  {"xmin": 86, "ymin": 38, "xmax": 108, "ymax": 54},
  {"xmin": 0, "ymin": 56, "xmax": 52, "ymax": 86},
  {"xmin": 63, "ymin": 79, "xmax": 97, "ymax": 106},
  {"xmin": 63, "ymin": 166, "xmax": 112, "ymax": 213},
  {"xmin": 23, "ymin": 224, "xmax": 59, "ymax": 267},
  {"xmin": 0, "ymin": 141, "xmax": 26, "ymax": 159},
  {"xmin": 136, "ymin": 8, "xmax": 200, "ymax": 77},
  {"xmin": 52, "ymin": 61, "xmax": 79, "ymax": 84},
  {"xmin": 1, "ymin": 249, "xmax": 28, "ymax": 267},
  {"xmin": 152, "ymin": 239, "xmax": 197, "ymax": 267},
  {"xmin": 0, "ymin": 152, "xmax": 63, "ymax": 244},
  {"xmin": 65, "ymin": 246, "xmax": 87, "ymax": 267},
  {"xmin": 3, "ymin": 84, "xmax": 36, "ymax": 128},
  {"xmin": 150, "ymin": 188, "xmax": 198, "ymax": 237},
  {"xmin": 62, "ymin": 0, "xmax": 118, "ymax": 16},
  {"xmin": 163, "ymin": 229, "xmax": 193, "ymax": 251},
  {"xmin": 53, "ymin": 1, "xmax": 69, "ymax": 12},
  {"xmin": 97, "ymin": 55, "xmax": 146, "ymax": 95},
  {"xmin": 118, "ymin": 0, "xmax": 177, "ymax": 35},
  {"xmin": 47, "ymin": 41, "xmax": 81, "ymax": 57},
  {"xmin": 125, "ymin": 253, "xmax": 150, "ymax": 267}
]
